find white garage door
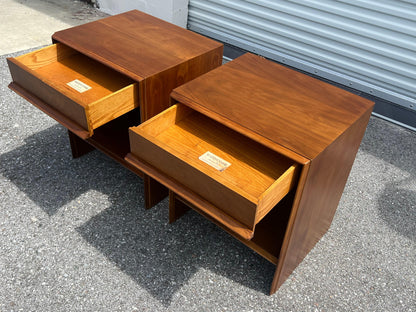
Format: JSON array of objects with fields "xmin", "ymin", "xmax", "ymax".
[{"xmin": 188, "ymin": 0, "xmax": 416, "ymax": 128}]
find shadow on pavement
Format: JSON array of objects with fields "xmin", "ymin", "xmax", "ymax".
[
  {"xmin": 359, "ymin": 117, "xmax": 416, "ymax": 241},
  {"xmin": 0, "ymin": 125, "xmax": 275, "ymax": 304},
  {"xmin": 0, "ymin": 124, "xmax": 140, "ymax": 216},
  {"xmin": 377, "ymin": 180, "xmax": 416, "ymax": 241}
]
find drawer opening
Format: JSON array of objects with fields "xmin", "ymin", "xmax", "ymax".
[
  {"xmin": 172, "ymin": 189, "xmax": 295, "ymax": 264},
  {"xmin": 89, "ymin": 107, "xmax": 141, "ymax": 160},
  {"xmin": 130, "ymin": 104, "xmax": 299, "ymax": 228},
  {"xmin": 9, "ymin": 43, "xmax": 139, "ymax": 134}
]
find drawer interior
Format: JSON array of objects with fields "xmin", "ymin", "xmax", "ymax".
[
  {"xmin": 135, "ymin": 104, "xmax": 298, "ymax": 211},
  {"xmin": 9, "ymin": 43, "xmax": 139, "ymax": 134},
  {"xmin": 15, "ymin": 43, "xmax": 133, "ymax": 107}
]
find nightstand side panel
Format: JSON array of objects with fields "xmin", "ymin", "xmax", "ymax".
[{"xmin": 271, "ymin": 106, "xmax": 373, "ymax": 294}]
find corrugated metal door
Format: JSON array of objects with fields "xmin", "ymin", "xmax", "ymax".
[{"xmin": 188, "ymin": 0, "xmax": 416, "ymax": 127}]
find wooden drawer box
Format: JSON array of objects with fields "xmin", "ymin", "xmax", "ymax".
[
  {"xmin": 7, "ymin": 43, "xmax": 138, "ymax": 136},
  {"xmin": 128, "ymin": 104, "xmax": 299, "ymax": 237}
]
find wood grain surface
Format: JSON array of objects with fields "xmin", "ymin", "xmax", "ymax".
[
  {"xmin": 52, "ymin": 10, "xmax": 223, "ymax": 80},
  {"xmin": 172, "ymin": 53, "xmax": 374, "ymax": 160}
]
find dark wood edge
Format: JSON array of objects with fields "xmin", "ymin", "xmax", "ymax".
[
  {"xmin": 168, "ymin": 190, "xmax": 190, "ymax": 223},
  {"xmin": 125, "ymin": 153, "xmax": 255, "ymax": 240},
  {"xmin": 143, "ymin": 174, "xmax": 168, "ymax": 209},
  {"xmin": 68, "ymin": 130, "xmax": 95, "ymax": 158},
  {"xmin": 8, "ymin": 82, "xmax": 90, "ymax": 140},
  {"xmin": 270, "ymin": 162, "xmax": 310, "ymax": 294}
]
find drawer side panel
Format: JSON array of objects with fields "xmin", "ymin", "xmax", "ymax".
[
  {"xmin": 87, "ymin": 83, "xmax": 139, "ymax": 130},
  {"xmin": 256, "ymin": 164, "xmax": 300, "ymax": 224}
]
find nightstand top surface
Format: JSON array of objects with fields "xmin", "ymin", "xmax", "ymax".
[
  {"xmin": 172, "ymin": 53, "xmax": 374, "ymax": 160},
  {"xmin": 52, "ymin": 10, "xmax": 222, "ymax": 81}
]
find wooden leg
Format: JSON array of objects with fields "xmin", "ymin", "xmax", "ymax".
[
  {"xmin": 168, "ymin": 191, "xmax": 190, "ymax": 223},
  {"xmin": 67, "ymin": 130, "xmax": 94, "ymax": 158},
  {"xmin": 144, "ymin": 174, "xmax": 168, "ymax": 209}
]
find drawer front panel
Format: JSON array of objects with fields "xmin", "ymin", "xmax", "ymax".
[{"xmin": 130, "ymin": 130, "xmax": 258, "ymax": 228}]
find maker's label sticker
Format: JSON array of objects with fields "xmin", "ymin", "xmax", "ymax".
[
  {"xmin": 199, "ymin": 151, "xmax": 231, "ymax": 172},
  {"xmin": 67, "ymin": 79, "xmax": 91, "ymax": 93}
]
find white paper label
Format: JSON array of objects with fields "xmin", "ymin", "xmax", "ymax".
[
  {"xmin": 199, "ymin": 151, "xmax": 231, "ymax": 172},
  {"xmin": 67, "ymin": 79, "xmax": 91, "ymax": 93}
]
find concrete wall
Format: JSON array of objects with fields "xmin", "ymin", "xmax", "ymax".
[{"xmin": 97, "ymin": 0, "xmax": 189, "ymax": 28}]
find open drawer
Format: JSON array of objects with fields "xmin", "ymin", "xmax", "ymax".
[
  {"xmin": 128, "ymin": 104, "xmax": 299, "ymax": 239},
  {"xmin": 7, "ymin": 43, "xmax": 138, "ymax": 137}
]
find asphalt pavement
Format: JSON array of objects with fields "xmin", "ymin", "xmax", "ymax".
[{"xmin": 0, "ymin": 1, "xmax": 415, "ymax": 311}]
